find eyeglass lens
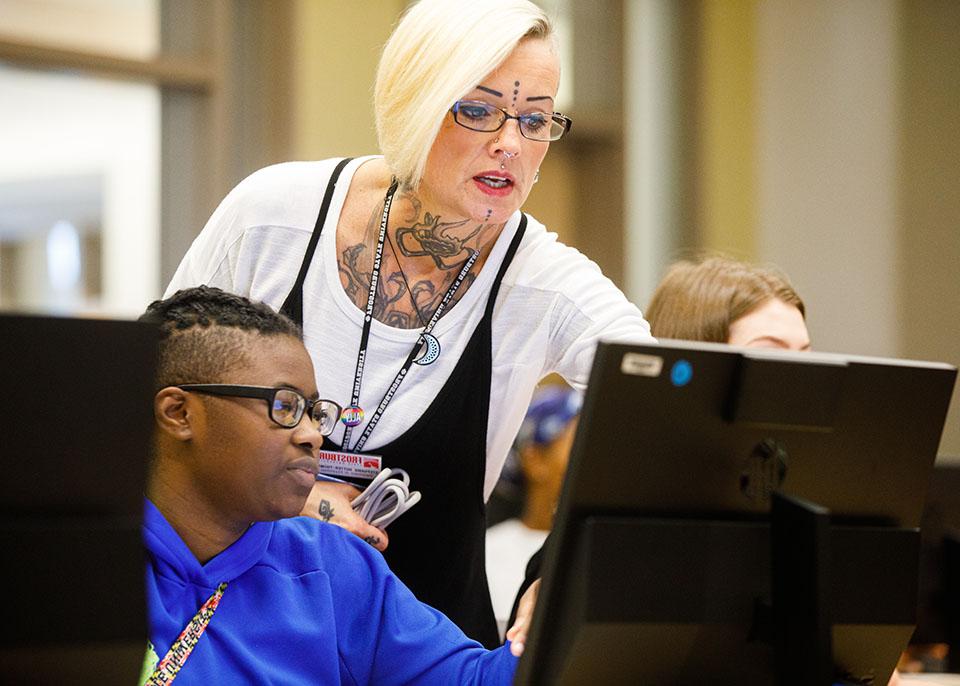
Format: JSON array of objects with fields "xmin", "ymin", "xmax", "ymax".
[
  {"xmin": 310, "ymin": 400, "xmax": 339, "ymax": 436},
  {"xmin": 454, "ymin": 101, "xmax": 567, "ymax": 141},
  {"xmin": 271, "ymin": 389, "xmax": 338, "ymax": 435}
]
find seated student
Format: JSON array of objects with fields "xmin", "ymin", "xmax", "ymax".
[
  {"xmin": 649, "ymin": 257, "xmax": 958, "ymax": 685},
  {"xmin": 485, "ymin": 384, "xmax": 580, "ymax": 636},
  {"xmin": 139, "ymin": 286, "xmax": 522, "ymax": 685},
  {"xmin": 505, "ymin": 255, "xmax": 811, "ymax": 629},
  {"xmin": 644, "ymin": 255, "xmax": 810, "ymax": 351}
]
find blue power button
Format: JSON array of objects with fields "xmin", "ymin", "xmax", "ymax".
[{"xmin": 670, "ymin": 359, "xmax": 693, "ymax": 387}]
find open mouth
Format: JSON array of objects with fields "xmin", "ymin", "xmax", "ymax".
[
  {"xmin": 473, "ymin": 173, "xmax": 515, "ymax": 196},
  {"xmin": 474, "ymin": 175, "xmax": 512, "ymax": 189}
]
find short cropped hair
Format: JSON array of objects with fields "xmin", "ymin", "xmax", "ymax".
[
  {"xmin": 139, "ymin": 286, "xmax": 302, "ymax": 388},
  {"xmin": 645, "ymin": 256, "xmax": 806, "ymax": 343},
  {"xmin": 375, "ymin": 0, "xmax": 554, "ymax": 189}
]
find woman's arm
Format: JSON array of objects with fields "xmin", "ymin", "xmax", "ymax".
[{"xmin": 301, "ymin": 481, "xmax": 389, "ymax": 551}]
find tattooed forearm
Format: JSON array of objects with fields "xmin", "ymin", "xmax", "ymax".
[{"xmin": 318, "ymin": 499, "xmax": 335, "ymax": 522}]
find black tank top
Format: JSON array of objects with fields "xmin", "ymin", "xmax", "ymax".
[{"xmin": 280, "ymin": 158, "xmax": 527, "ymax": 648}]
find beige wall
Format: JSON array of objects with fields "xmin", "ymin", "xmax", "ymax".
[
  {"xmin": 756, "ymin": 0, "xmax": 901, "ymax": 359},
  {"xmin": 698, "ymin": 0, "xmax": 757, "ymax": 259},
  {"xmin": 898, "ymin": 1, "xmax": 960, "ymax": 459},
  {"xmin": 290, "ymin": 0, "xmax": 406, "ymax": 160}
]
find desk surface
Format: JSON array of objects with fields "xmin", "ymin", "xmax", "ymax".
[{"xmin": 899, "ymin": 674, "xmax": 960, "ymax": 685}]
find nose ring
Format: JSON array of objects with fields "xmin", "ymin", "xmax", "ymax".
[{"xmin": 499, "ymin": 150, "xmax": 518, "ymax": 170}]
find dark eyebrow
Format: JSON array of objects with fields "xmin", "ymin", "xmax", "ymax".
[
  {"xmin": 476, "ymin": 85, "xmax": 503, "ymax": 97},
  {"xmin": 526, "ymin": 95, "xmax": 553, "ymax": 102}
]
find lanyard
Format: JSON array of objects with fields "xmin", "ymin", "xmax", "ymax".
[
  {"xmin": 145, "ymin": 582, "xmax": 228, "ymax": 685},
  {"xmin": 341, "ymin": 180, "xmax": 479, "ymax": 453}
]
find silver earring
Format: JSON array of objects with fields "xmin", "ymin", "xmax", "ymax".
[{"xmin": 534, "ymin": 169, "xmax": 540, "ymax": 184}]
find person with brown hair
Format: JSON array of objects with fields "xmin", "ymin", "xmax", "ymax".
[
  {"xmin": 645, "ymin": 255, "xmax": 810, "ymax": 351},
  {"xmin": 505, "ymin": 255, "xmax": 810, "ymax": 636},
  {"xmin": 486, "ymin": 384, "xmax": 580, "ymax": 635}
]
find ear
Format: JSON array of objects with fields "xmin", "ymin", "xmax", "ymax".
[{"xmin": 154, "ymin": 387, "xmax": 196, "ymax": 442}]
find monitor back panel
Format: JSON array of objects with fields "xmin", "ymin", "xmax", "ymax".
[
  {"xmin": 517, "ymin": 341, "xmax": 957, "ymax": 685},
  {"xmin": 565, "ymin": 341, "xmax": 956, "ymax": 528},
  {"xmin": 0, "ymin": 313, "xmax": 158, "ymax": 685},
  {"xmin": 0, "ymin": 314, "xmax": 157, "ymax": 517}
]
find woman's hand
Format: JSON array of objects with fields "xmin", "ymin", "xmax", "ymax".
[
  {"xmin": 506, "ymin": 578, "xmax": 540, "ymax": 657},
  {"xmin": 301, "ymin": 481, "xmax": 389, "ymax": 551}
]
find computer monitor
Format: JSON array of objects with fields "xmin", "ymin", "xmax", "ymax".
[
  {"xmin": 912, "ymin": 463, "xmax": 960, "ymax": 670},
  {"xmin": 515, "ymin": 340, "xmax": 957, "ymax": 686},
  {"xmin": 0, "ymin": 313, "xmax": 158, "ymax": 685}
]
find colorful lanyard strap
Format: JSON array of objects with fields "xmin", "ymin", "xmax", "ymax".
[
  {"xmin": 341, "ymin": 180, "xmax": 478, "ymax": 453},
  {"xmin": 145, "ymin": 581, "xmax": 228, "ymax": 686}
]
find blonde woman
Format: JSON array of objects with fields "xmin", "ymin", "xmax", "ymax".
[{"xmin": 166, "ymin": 0, "xmax": 652, "ymax": 647}]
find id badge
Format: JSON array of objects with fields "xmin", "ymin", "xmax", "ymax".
[{"xmin": 317, "ymin": 449, "xmax": 382, "ymax": 481}]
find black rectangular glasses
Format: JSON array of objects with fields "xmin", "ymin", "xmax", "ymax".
[{"xmin": 177, "ymin": 384, "xmax": 341, "ymax": 436}]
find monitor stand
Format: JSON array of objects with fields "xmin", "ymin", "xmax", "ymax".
[
  {"xmin": 517, "ymin": 495, "xmax": 920, "ymax": 685},
  {"xmin": 946, "ymin": 534, "xmax": 960, "ymax": 672},
  {"xmin": 772, "ymin": 491, "xmax": 834, "ymax": 685},
  {"xmin": 771, "ymin": 491, "xmax": 920, "ymax": 686}
]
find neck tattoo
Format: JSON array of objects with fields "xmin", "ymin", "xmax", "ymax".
[
  {"xmin": 385, "ymin": 228, "xmax": 428, "ymax": 328},
  {"xmin": 381, "ymin": 185, "xmax": 481, "ymax": 329}
]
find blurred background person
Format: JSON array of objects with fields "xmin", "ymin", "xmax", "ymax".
[
  {"xmin": 645, "ymin": 254, "xmax": 810, "ymax": 351},
  {"xmin": 504, "ymin": 254, "xmax": 810, "ymax": 633},
  {"xmin": 486, "ymin": 384, "xmax": 580, "ymax": 636}
]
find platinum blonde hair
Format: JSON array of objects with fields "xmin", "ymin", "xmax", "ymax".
[{"xmin": 374, "ymin": 0, "xmax": 555, "ymax": 190}]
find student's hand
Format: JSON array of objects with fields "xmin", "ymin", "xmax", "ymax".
[
  {"xmin": 506, "ymin": 578, "xmax": 540, "ymax": 657},
  {"xmin": 301, "ymin": 481, "xmax": 389, "ymax": 551}
]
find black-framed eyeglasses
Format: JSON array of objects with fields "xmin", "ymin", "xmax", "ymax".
[
  {"xmin": 450, "ymin": 100, "xmax": 572, "ymax": 142},
  {"xmin": 177, "ymin": 384, "xmax": 342, "ymax": 436}
]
